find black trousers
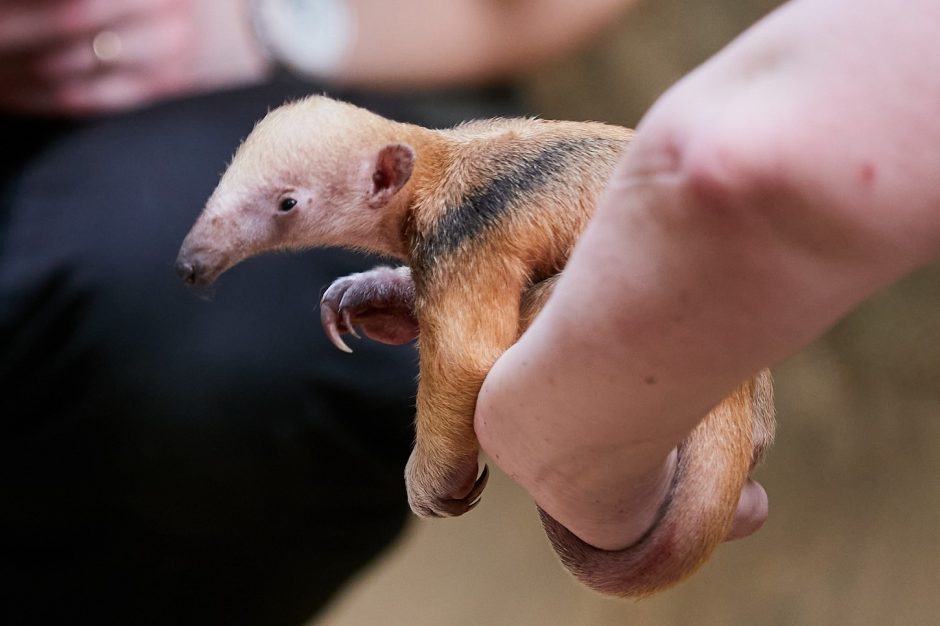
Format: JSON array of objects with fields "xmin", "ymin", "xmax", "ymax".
[{"xmin": 0, "ymin": 79, "xmax": 514, "ymax": 626}]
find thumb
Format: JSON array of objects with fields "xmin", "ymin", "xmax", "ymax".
[{"xmin": 725, "ymin": 479, "xmax": 768, "ymax": 541}]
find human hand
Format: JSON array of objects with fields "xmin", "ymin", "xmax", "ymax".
[{"xmin": 0, "ymin": 0, "xmax": 269, "ymax": 116}]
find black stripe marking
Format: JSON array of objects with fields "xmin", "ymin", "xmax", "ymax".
[{"xmin": 415, "ymin": 137, "xmax": 619, "ymax": 266}]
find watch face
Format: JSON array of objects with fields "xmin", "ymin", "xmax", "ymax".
[{"xmin": 252, "ymin": 0, "xmax": 354, "ymax": 77}]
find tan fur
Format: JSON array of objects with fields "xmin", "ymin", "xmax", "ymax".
[{"xmin": 177, "ymin": 95, "xmax": 776, "ymax": 597}]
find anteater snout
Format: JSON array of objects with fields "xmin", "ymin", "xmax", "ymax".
[
  {"xmin": 174, "ymin": 256, "xmax": 200, "ymax": 286},
  {"xmin": 175, "ymin": 250, "xmax": 219, "ymax": 287}
]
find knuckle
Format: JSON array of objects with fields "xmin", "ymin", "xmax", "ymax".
[{"xmin": 51, "ymin": 2, "xmax": 95, "ymax": 37}]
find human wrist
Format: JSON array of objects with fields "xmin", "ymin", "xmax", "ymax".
[
  {"xmin": 476, "ymin": 381, "xmax": 678, "ymax": 551},
  {"xmin": 475, "ymin": 331, "xmax": 681, "ymax": 551},
  {"xmin": 192, "ymin": 0, "xmax": 272, "ymax": 90}
]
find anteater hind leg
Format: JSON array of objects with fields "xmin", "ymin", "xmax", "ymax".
[
  {"xmin": 521, "ymin": 274, "xmax": 775, "ymax": 597},
  {"xmin": 406, "ymin": 271, "xmax": 524, "ymax": 518}
]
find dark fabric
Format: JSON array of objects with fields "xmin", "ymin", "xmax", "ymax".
[{"xmin": 0, "ymin": 79, "xmax": 516, "ymax": 626}]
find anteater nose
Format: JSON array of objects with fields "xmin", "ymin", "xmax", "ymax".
[{"xmin": 175, "ymin": 257, "xmax": 199, "ymax": 286}]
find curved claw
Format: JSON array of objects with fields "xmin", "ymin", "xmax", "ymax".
[
  {"xmin": 319, "ymin": 266, "xmax": 418, "ymax": 351},
  {"xmin": 320, "ymin": 304, "xmax": 353, "ymax": 353},
  {"xmin": 411, "ymin": 465, "xmax": 490, "ymax": 518},
  {"xmin": 460, "ymin": 464, "xmax": 489, "ymax": 509},
  {"xmin": 341, "ymin": 308, "xmax": 361, "ymax": 339}
]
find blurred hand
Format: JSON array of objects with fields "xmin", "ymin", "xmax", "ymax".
[{"xmin": 0, "ymin": 0, "xmax": 269, "ymax": 116}]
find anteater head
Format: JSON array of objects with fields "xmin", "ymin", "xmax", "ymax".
[{"xmin": 175, "ymin": 96, "xmax": 416, "ymax": 287}]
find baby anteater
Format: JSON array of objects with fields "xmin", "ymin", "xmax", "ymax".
[{"xmin": 176, "ymin": 95, "xmax": 775, "ymax": 597}]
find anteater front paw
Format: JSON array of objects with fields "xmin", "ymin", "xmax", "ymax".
[{"xmin": 320, "ymin": 265, "xmax": 418, "ymax": 352}]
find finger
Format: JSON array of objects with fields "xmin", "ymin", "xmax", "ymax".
[
  {"xmin": 0, "ymin": 0, "xmax": 182, "ymax": 53},
  {"xmin": 724, "ymin": 479, "xmax": 768, "ymax": 541},
  {"xmin": 0, "ymin": 65, "xmax": 178, "ymax": 117},
  {"xmin": 46, "ymin": 67, "xmax": 188, "ymax": 116},
  {"xmin": 0, "ymin": 73, "xmax": 148, "ymax": 116},
  {"xmin": 33, "ymin": 7, "xmax": 194, "ymax": 80}
]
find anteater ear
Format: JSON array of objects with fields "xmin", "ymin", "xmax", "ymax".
[{"xmin": 369, "ymin": 143, "xmax": 415, "ymax": 207}]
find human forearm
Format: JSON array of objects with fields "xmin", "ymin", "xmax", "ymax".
[
  {"xmin": 475, "ymin": 0, "xmax": 940, "ymax": 550},
  {"xmin": 475, "ymin": 148, "xmax": 782, "ymax": 549},
  {"xmin": 288, "ymin": 0, "xmax": 636, "ymax": 87}
]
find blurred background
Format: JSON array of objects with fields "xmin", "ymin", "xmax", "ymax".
[
  {"xmin": 5, "ymin": 1, "xmax": 940, "ymax": 625},
  {"xmin": 313, "ymin": 1, "xmax": 940, "ymax": 624}
]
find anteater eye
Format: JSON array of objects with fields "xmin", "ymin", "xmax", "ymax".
[{"xmin": 278, "ymin": 197, "xmax": 297, "ymax": 212}]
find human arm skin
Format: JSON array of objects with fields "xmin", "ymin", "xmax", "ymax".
[
  {"xmin": 330, "ymin": 0, "xmax": 636, "ymax": 87},
  {"xmin": 474, "ymin": 0, "xmax": 940, "ymax": 551}
]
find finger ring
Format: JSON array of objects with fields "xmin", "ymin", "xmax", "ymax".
[{"xmin": 92, "ymin": 30, "xmax": 123, "ymax": 64}]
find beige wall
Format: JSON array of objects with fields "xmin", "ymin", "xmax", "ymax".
[
  {"xmin": 523, "ymin": 0, "xmax": 783, "ymax": 127},
  {"xmin": 315, "ymin": 2, "xmax": 940, "ymax": 623}
]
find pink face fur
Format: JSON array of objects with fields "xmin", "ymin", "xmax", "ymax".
[{"xmin": 175, "ymin": 96, "xmax": 414, "ymax": 287}]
